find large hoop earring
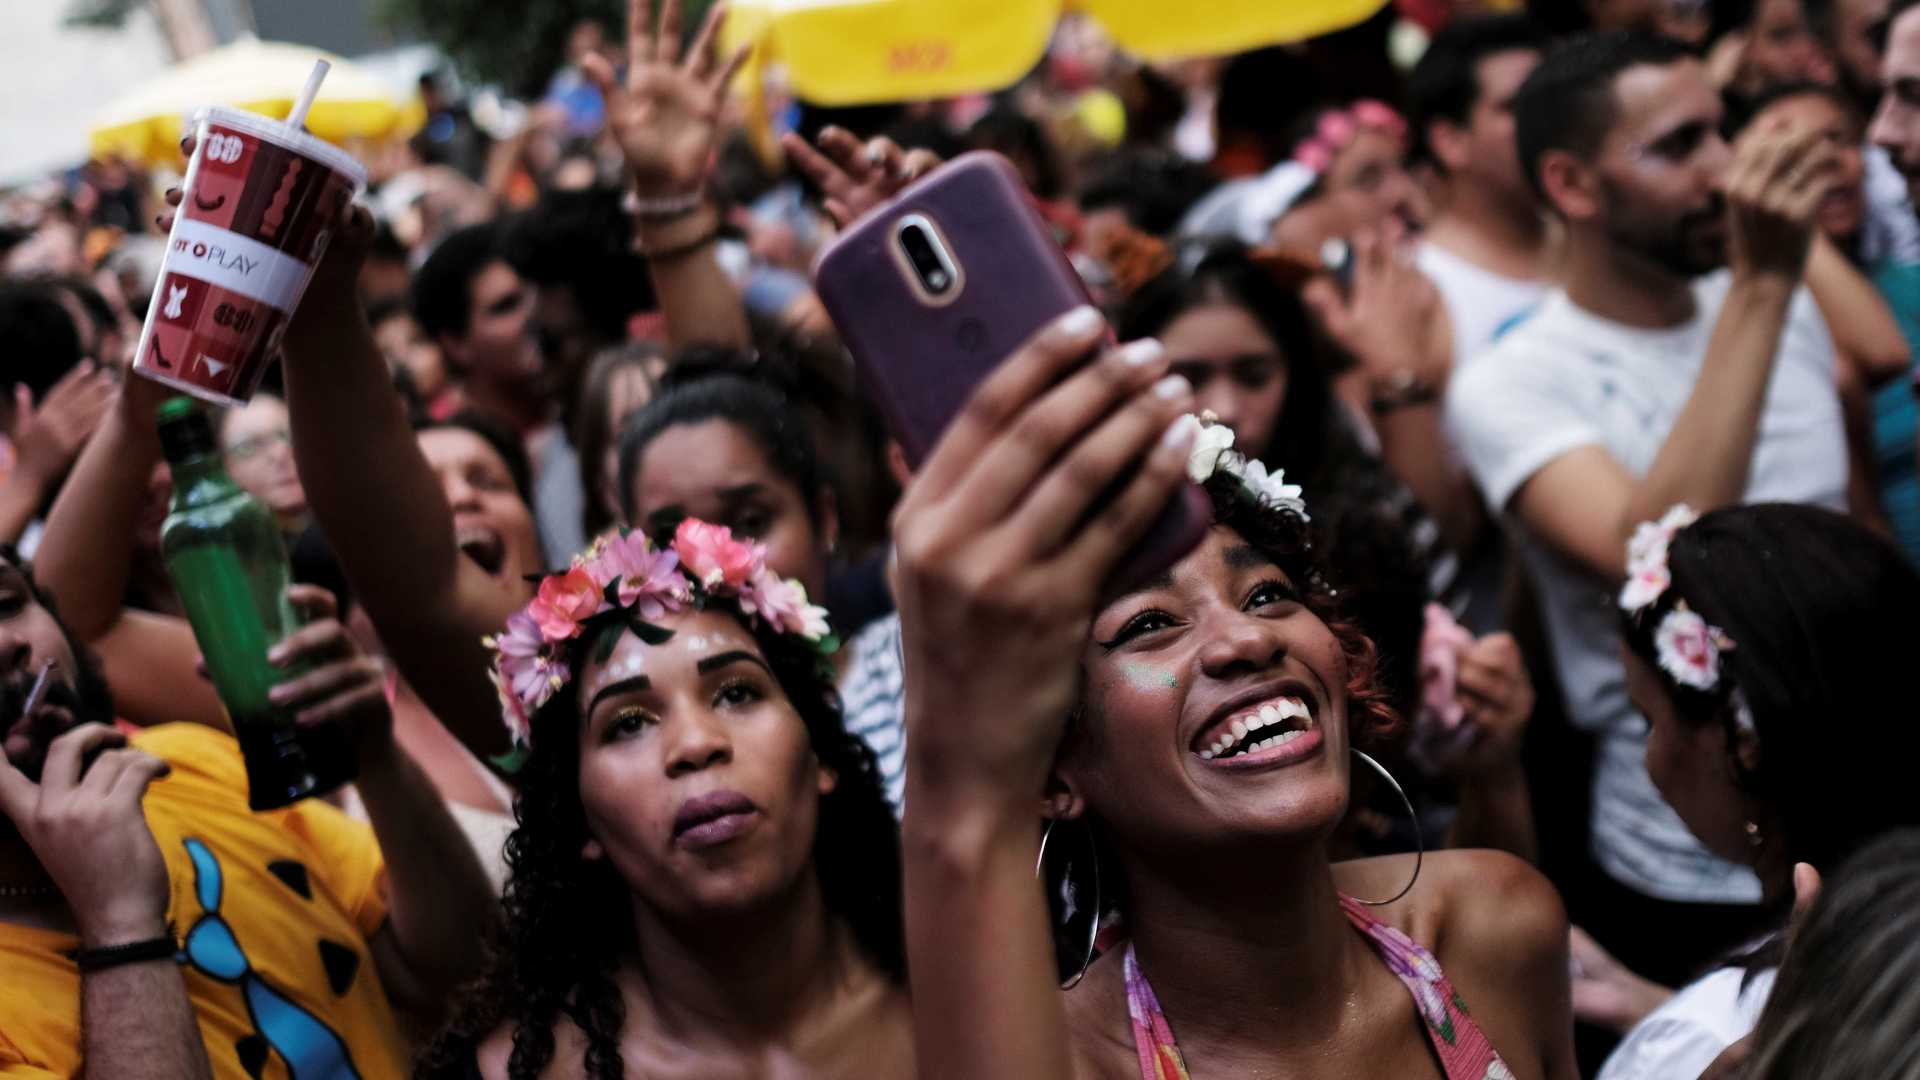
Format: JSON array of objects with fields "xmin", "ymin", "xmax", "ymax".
[
  {"xmin": 1036, "ymin": 817, "xmax": 1101, "ymax": 989},
  {"xmin": 1349, "ymin": 749, "xmax": 1423, "ymax": 907}
]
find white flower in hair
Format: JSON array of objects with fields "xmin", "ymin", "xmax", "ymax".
[
  {"xmin": 1175, "ymin": 413, "xmax": 1311, "ymax": 521},
  {"xmin": 1178, "ymin": 414, "xmax": 1237, "ymax": 483},
  {"xmin": 1619, "ymin": 504, "xmax": 1699, "ymax": 614},
  {"xmin": 1654, "ymin": 603, "xmax": 1730, "ymax": 691},
  {"xmin": 1238, "ymin": 457, "xmax": 1310, "ymax": 521}
]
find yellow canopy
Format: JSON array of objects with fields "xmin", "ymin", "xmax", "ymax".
[
  {"xmin": 89, "ymin": 38, "xmax": 426, "ymax": 167},
  {"xmin": 723, "ymin": 0, "xmax": 1390, "ymax": 106},
  {"xmin": 1081, "ymin": 0, "xmax": 1391, "ymax": 59}
]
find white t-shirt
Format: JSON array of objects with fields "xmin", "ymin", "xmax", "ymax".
[
  {"xmin": 1599, "ymin": 966, "xmax": 1776, "ymax": 1080},
  {"xmin": 1863, "ymin": 144, "xmax": 1920, "ymax": 267},
  {"xmin": 1446, "ymin": 271, "xmax": 1846, "ymax": 903},
  {"xmin": 1417, "ymin": 240, "xmax": 1548, "ymax": 368}
]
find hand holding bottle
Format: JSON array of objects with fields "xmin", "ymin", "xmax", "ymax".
[{"xmin": 265, "ymin": 585, "xmax": 394, "ymax": 769}]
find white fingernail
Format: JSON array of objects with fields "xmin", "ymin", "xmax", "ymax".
[
  {"xmin": 1161, "ymin": 414, "xmax": 1198, "ymax": 449},
  {"xmin": 1120, "ymin": 338, "xmax": 1164, "ymax": 366},
  {"xmin": 1059, "ymin": 305, "xmax": 1102, "ymax": 337},
  {"xmin": 1153, "ymin": 374, "xmax": 1191, "ymax": 400}
]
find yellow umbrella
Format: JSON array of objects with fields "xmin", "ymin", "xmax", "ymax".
[
  {"xmin": 723, "ymin": 0, "xmax": 1390, "ymax": 106},
  {"xmin": 1078, "ymin": 0, "xmax": 1390, "ymax": 60},
  {"xmin": 725, "ymin": 0, "xmax": 1060, "ymax": 106},
  {"xmin": 89, "ymin": 37, "xmax": 426, "ymax": 167}
]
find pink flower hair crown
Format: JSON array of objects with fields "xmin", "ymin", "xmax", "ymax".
[
  {"xmin": 1618, "ymin": 505, "xmax": 1737, "ymax": 695},
  {"xmin": 1292, "ymin": 99, "xmax": 1407, "ymax": 176},
  {"xmin": 483, "ymin": 518, "xmax": 834, "ymax": 769}
]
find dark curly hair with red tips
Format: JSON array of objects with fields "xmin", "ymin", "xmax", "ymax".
[
  {"xmin": 1047, "ymin": 467, "xmax": 1403, "ymax": 973},
  {"xmin": 1197, "ymin": 468, "xmax": 1402, "ymax": 749}
]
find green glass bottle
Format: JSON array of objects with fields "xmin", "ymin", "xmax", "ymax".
[{"xmin": 156, "ymin": 397, "xmax": 354, "ymax": 809}]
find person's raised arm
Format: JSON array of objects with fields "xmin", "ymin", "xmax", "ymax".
[
  {"xmin": 266, "ymin": 586, "xmax": 493, "ymax": 1021},
  {"xmin": 1803, "ymin": 230, "xmax": 1911, "ymax": 386},
  {"xmin": 894, "ymin": 307, "xmax": 1195, "ymax": 1079},
  {"xmin": 32, "ymin": 373, "xmax": 222, "ymax": 729},
  {"xmin": 0, "ymin": 725, "xmax": 212, "ymax": 1080},
  {"xmin": 782, "ymin": 126, "xmax": 942, "ymax": 231},
  {"xmin": 583, "ymin": 0, "xmax": 752, "ymax": 354},
  {"xmin": 0, "ymin": 365, "xmax": 115, "ymax": 545},
  {"xmin": 1304, "ymin": 226, "xmax": 1485, "ymax": 554},
  {"xmin": 1506, "ymin": 124, "xmax": 1844, "ymax": 580},
  {"xmin": 155, "ymin": 176, "xmax": 524, "ymax": 761}
]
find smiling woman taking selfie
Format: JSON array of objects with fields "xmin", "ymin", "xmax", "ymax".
[{"xmin": 893, "ymin": 306, "xmax": 1577, "ymax": 1079}]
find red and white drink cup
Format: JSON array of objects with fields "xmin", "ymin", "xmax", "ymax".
[{"xmin": 133, "ymin": 103, "xmax": 366, "ymax": 407}]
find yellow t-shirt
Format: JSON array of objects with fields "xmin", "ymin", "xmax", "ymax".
[{"xmin": 0, "ymin": 724, "xmax": 411, "ymax": 1079}]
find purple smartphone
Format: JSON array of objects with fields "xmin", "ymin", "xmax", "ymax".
[{"xmin": 813, "ymin": 151, "xmax": 1209, "ymax": 594}]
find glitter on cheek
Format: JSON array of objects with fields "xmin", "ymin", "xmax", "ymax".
[{"xmin": 1120, "ymin": 661, "xmax": 1179, "ymax": 692}]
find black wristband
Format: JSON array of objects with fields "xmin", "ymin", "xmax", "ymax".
[{"xmin": 73, "ymin": 930, "xmax": 179, "ymax": 972}]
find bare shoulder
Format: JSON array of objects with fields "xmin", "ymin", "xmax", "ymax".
[
  {"xmin": 1335, "ymin": 850, "xmax": 1569, "ymax": 996},
  {"xmin": 1414, "ymin": 850, "xmax": 1567, "ymax": 953}
]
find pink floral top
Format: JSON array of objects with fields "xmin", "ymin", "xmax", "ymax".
[{"xmin": 1123, "ymin": 894, "xmax": 1514, "ymax": 1080}]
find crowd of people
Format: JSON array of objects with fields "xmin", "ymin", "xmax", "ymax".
[{"xmin": 3, "ymin": 0, "xmax": 1920, "ymax": 1076}]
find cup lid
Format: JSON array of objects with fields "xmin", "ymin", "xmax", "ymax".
[{"xmin": 193, "ymin": 104, "xmax": 368, "ymax": 193}]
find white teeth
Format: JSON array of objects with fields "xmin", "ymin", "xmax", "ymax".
[
  {"xmin": 1199, "ymin": 749, "xmax": 1215, "ymax": 760},
  {"xmin": 1258, "ymin": 705, "xmax": 1279, "ymax": 728},
  {"xmin": 1230, "ymin": 718, "xmax": 1248, "ymax": 741}
]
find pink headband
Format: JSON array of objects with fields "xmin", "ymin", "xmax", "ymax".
[{"xmin": 1291, "ymin": 100, "xmax": 1408, "ymax": 176}]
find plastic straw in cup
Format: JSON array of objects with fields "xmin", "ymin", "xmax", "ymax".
[{"xmin": 285, "ymin": 59, "xmax": 331, "ymax": 133}]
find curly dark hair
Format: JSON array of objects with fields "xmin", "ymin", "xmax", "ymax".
[{"xmin": 420, "ymin": 605, "xmax": 903, "ymax": 1079}]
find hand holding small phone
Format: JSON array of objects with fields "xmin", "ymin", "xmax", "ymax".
[{"xmin": 813, "ymin": 151, "xmax": 1210, "ymax": 592}]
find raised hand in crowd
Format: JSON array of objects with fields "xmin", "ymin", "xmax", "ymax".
[
  {"xmin": 583, "ymin": 0, "xmax": 751, "ymax": 351},
  {"xmin": 783, "ymin": 126, "xmax": 944, "ymax": 228},
  {"xmin": 1, "ymin": 364, "xmax": 117, "ymax": 544},
  {"xmin": 895, "ymin": 308, "xmax": 1194, "ymax": 1078},
  {"xmin": 160, "ymin": 154, "xmax": 533, "ymax": 768},
  {"xmin": 1724, "ymin": 120, "xmax": 1844, "ymax": 283},
  {"xmin": 1432, "ymin": 629, "xmax": 1540, "ymax": 861},
  {"xmin": 1301, "ymin": 225, "xmax": 1483, "ymax": 552},
  {"xmin": 581, "ymin": 0, "xmax": 748, "ymax": 202}
]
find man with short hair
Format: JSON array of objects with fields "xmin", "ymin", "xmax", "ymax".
[
  {"xmin": 1410, "ymin": 14, "xmax": 1555, "ymax": 368},
  {"xmin": 0, "ymin": 540, "xmax": 494, "ymax": 1076},
  {"xmin": 1446, "ymin": 31, "xmax": 1849, "ymax": 984},
  {"xmin": 1870, "ymin": 0, "xmax": 1920, "ymax": 196},
  {"xmin": 409, "ymin": 224, "xmax": 545, "ymax": 435}
]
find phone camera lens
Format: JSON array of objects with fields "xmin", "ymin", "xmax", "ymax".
[{"xmin": 898, "ymin": 219, "xmax": 956, "ymax": 296}]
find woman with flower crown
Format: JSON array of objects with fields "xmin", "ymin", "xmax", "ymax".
[
  {"xmin": 1592, "ymin": 502, "xmax": 1920, "ymax": 1080},
  {"xmin": 420, "ymin": 519, "xmax": 910, "ymax": 1078},
  {"xmin": 892, "ymin": 306, "xmax": 1577, "ymax": 1080}
]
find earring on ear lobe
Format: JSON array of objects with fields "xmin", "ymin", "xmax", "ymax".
[
  {"xmin": 1745, "ymin": 821, "xmax": 1763, "ymax": 849},
  {"xmin": 1036, "ymin": 817, "xmax": 1102, "ymax": 989},
  {"xmin": 1348, "ymin": 749, "xmax": 1423, "ymax": 907}
]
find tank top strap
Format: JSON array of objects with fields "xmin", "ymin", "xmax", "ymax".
[
  {"xmin": 1121, "ymin": 900, "xmax": 1515, "ymax": 1080},
  {"xmin": 1337, "ymin": 893, "xmax": 1514, "ymax": 1080},
  {"xmin": 1122, "ymin": 944, "xmax": 1193, "ymax": 1080}
]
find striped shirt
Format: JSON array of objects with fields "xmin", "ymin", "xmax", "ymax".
[{"xmin": 839, "ymin": 613, "xmax": 906, "ymax": 817}]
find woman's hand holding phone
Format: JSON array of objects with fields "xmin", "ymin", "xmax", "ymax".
[{"xmin": 895, "ymin": 306, "xmax": 1195, "ymax": 806}]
